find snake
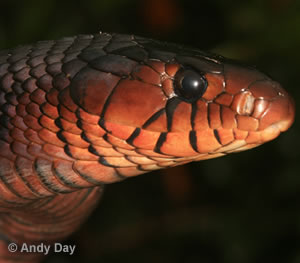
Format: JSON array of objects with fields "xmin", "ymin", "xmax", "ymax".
[{"xmin": 0, "ymin": 32, "xmax": 295, "ymax": 262}]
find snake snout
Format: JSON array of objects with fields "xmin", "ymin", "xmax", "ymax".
[{"xmin": 248, "ymin": 79, "xmax": 295, "ymax": 142}]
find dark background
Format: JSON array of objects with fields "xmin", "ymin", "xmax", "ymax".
[{"xmin": 0, "ymin": 0, "xmax": 299, "ymax": 262}]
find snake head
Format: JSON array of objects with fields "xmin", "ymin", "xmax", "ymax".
[{"xmin": 68, "ymin": 34, "xmax": 295, "ymax": 164}]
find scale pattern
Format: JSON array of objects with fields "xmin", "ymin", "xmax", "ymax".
[{"xmin": 0, "ymin": 33, "xmax": 295, "ymax": 262}]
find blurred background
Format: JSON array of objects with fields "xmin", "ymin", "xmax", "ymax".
[{"xmin": 0, "ymin": 0, "xmax": 299, "ymax": 262}]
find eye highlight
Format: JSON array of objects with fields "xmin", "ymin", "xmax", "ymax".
[{"xmin": 174, "ymin": 68, "xmax": 208, "ymax": 102}]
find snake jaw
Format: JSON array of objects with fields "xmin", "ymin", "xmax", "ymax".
[
  {"xmin": 240, "ymin": 80, "xmax": 295, "ymax": 146},
  {"xmin": 222, "ymin": 62, "xmax": 295, "ymax": 146},
  {"xmin": 259, "ymin": 98, "xmax": 295, "ymax": 142},
  {"xmin": 253, "ymin": 81, "xmax": 295, "ymax": 133}
]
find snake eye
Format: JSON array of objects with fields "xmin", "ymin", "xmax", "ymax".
[{"xmin": 174, "ymin": 68, "xmax": 207, "ymax": 102}]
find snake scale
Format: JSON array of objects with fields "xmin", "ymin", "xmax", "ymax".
[{"xmin": 0, "ymin": 32, "xmax": 295, "ymax": 262}]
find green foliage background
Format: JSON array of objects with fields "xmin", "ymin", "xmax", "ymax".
[{"xmin": 0, "ymin": 0, "xmax": 299, "ymax": 262}]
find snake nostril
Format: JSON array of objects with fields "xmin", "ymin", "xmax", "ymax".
[
  {"xmin": 243, "ymin": 94, "xmax": 255, "ymax": 115},
  {"xmin": 231, "ymin": 91, "xmax": 255, "ymax": 115}
]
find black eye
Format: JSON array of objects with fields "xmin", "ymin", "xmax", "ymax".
[{"xmin": 174, "ymin": 68, "xmax": 207, "ymax": 102}]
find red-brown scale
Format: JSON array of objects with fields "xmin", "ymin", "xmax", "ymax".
[{"xmin": 0, "ymin": 33, "xmax": 295, "ymax": 262}]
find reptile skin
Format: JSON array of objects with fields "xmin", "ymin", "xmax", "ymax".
[{"xmin": 0, "ymin": 33, "xmax": 295, "ymax": 262}]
